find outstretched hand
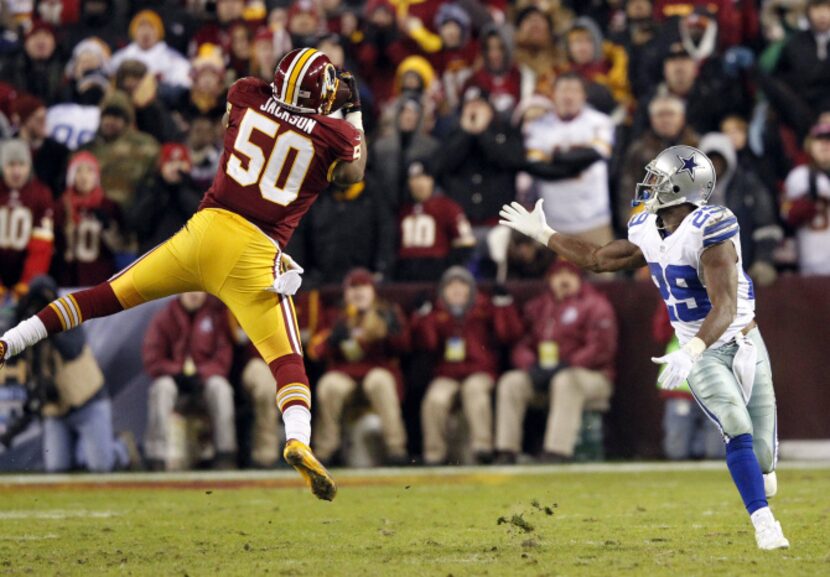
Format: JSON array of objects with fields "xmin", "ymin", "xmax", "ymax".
[{"xmin": 498, "ymin": 199, "xmax": 556, "ymax": 246}]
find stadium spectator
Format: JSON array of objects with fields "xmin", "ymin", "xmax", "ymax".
[
  {"xmin": 128, "ymin": 143, "xmax": 201, "ymax": 255},
  {"xmin": 288, "ymin": 0, "xmax": 324, "ymax": 47},
  {"xmin": 607, "ymin": 0, "xmax": 661, "ymax": 99},
  {"xmin": 495, "ymin": 261, "xmax": 617, "ymax": 463},
  {"xmin": 83, "ymin": 91, "xmax": 159, "ymax": 210},
  {"xmin": 652, "ymin": 0, "xmax": 759, "ymax": 50},
  {"xmin": 372, "ymin": 95, "xmax": 439, "ymax": 209},
  {"xmin": 11, "ymin": 94, "xmax": 69, "ymax": 199},
  {"xmin": 225, "ymin": 20, "xmax": 254, "ymax": 80},
  {"xmin": 62, "ymin": 0, "xmax": 129, "ymax": 51},
  {"xmin": 414, "ymin": 267, "xmax": 522, "ymax": 464},
  {"xmin": 109, "ymin": 10, "xmax": 192, "ymax": 94},
  {"xmin": 114, "ymin": 59, "xmax": 180, "ymax": 144},
  {"xmin": 309, "ymin": 269, "xmax": 410, "ymax": 466},
  {"xmin": 172, "ymin": 47, "xmax": 229, "ymax": 126},
  {"xmin": 354, "ymin": 0, "xmax": 410, "ymax": 107},
  {"xmin": 513, "ymin": 6, "xmax": 559, "ymax": 100},
  {"xmin": 782, "ymin": 123, "xmax": 830, "ymax": 276},
  {"xmin": 289, "ymin": 175, "xmax": 395, "ymax": 285},
  {"xmin": 523, "ymin": 73, "xmax": 615, "ymax": 246},
  {"xmin": 60, "ymin": 37, "xmax": 111, "ymax": 103},
  {"xmin": 53, "ymin": 152, "xmax": 124, "ymax": 287},
  {"xmin": 617, "ymin": 95, "xmax": 698, "ymax": 231},
  {"xmin": 0, "ymin": 139, "xmax": 54, "ymax": 295},
  {"xmin": 143, "ymin": 292, "xmax": 237, "ymax": 471},
  {"xmin": 187, "ymin": 115, "xmax": 223, "ymax": 193},
  {"xmin": 251, "ymin": 27, "xmax": 280, "ymax": 82},
  {"xmin": 191, "ymin": 0, "xmax": 248, "ymax": 55},
  {"xmin": 395, "ymin": 161, "xmax": 475, "ymax": 282},
  {"xmin": 465, "ymin": 23, "xmax": 522, "ymax": 116},
  {"xmin": 651, "ymin": 304, "xmax": 724, "ymax": 461},
  {"xmin": 16, "ymin": 275, "xmax": 134, "ymax": 472},
  {"xmin": 0, "ymin": 22, "xmax": 63, "ymax": 105},
  {"xmin": 560, "ymin": 17, "xmax": 632, "ymax": 111},
  {"xmin": 430, "ymin": 3, "xmax": 477, "ymax": 111},
  {"xmin": 698, "ymin": 132, "xmax": 782, "ymax": 285}
]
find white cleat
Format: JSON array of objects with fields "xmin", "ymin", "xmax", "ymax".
[
  {"xmin": 755, "ymin": 520, "xmax": 790, "ymax": 550},
  {"xmin": 764, "ymin": 472, "xmax": 778, "ymax": 498}
]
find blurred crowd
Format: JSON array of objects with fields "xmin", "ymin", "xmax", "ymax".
[{"xmin": 0, "ymin": 0, "xmax": 829, "ymax": 470}]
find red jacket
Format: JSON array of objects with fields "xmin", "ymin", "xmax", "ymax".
[
  {"xmin": 411, "ymin": 292, "xmax": 523, "ymax": 380},
  {"xmin": 309, "ymin": 301, "xmax": 410, "ymax": 398},
  {"xmin": 511, "ymin": 284, "xmax": 618, "ymax": 381},
  {"xmin": 143, "ymin": 297, "xmax": 233, "ymax": 381}
]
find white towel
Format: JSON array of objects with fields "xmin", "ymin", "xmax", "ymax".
[{"xmin": 269, "ymin": 252, "xmax": 304, "ymax": 296}]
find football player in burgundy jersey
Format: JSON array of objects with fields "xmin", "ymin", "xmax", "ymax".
[{"xmin": 0, "ymin": 48, "xmax": 367, "ymax": 499}]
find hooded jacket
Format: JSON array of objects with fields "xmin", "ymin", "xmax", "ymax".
[
  {"xmin": 465, "ymin": 24, "xmax": 522, "ymax": 114},
  {"xmin": 562, "ymin": 17, "xmax": 632, "ymax": 106},
  {"xmin": 410, "ymin": 267, "xmax": 523, "ymax": 379},
  {"xmin": 698, "ymin": 132, "xmax": 782, "ymax": 266}
]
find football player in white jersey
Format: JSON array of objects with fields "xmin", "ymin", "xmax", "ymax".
[{"xmin": 499, "ymin": 145, "xmax": 789, "ymax": 550}]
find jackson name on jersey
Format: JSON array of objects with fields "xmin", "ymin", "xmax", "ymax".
[{"xmin": 628, "ymin": 205, "xmax": 755, "ymax": 348}]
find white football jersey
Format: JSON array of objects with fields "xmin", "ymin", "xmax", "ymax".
[{"xmin": 628, "ymin": 205, "xmax": 755, "ymax": 349}]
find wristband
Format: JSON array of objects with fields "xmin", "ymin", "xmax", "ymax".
[
  {"xmin": 345, "ymin": 111, "xmax": 363, "ymax": 132},
  {"xmin": 682, "ymin": 337, "xmax": 707, "ymax": 360}
]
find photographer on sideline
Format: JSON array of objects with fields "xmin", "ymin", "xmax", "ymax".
[{"xmin": 3, "ymin": 275, "xmax": 133, "ymax": 472}]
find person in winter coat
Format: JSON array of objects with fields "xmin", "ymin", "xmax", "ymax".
[
  {"xmin": 414, "ymin": 266, "xmax": 523, "ymax": 465},
  {"xmin": 0, "ymin": 140, "xmax": 54, "ymax": 297},
  {"xmin": 371, "ymin": 94, "xmax": 440, "ymax": 210},
  {"xmin": 113, "ymin": 59, "xmax": 180, "ymax": 144},
  {"xmin": 781, "ymin": 122, "xmax": 830, "ymax": 276},
  {"xmin": 82, "ymin": 91, "xmax": 159, "ymax": 210},
  {"xmin": 431, "ymin": 86, "xmax": 526, "ymax": 229},
  {"xmin": 495, "ymin": 261, "xmax": 617, "ymax": 462},
  {"xmin": 0, "ymin": 22, "xmax": 64, "ymax": 105},
  {"xmin": 128, "ymin": 143, "xmax": 201, "ymax": 254},
  {"xmin": 53, "ymin": 152, "xmax": 125, "ymax": 287},
  {"xmin": 617, "ymin": 94, "xmax": 699, "ymax": 231},
  {"xmin": 308, "ymin": 269, "xmax": 410, "ymax": 465},
  {"xmin": 11, "ymin": 94, "xmax": 69, "ymax": 199},
  {"xmin": 143, "ymin": 292, "xmax": 236, "ymax": 470},
  {"xmin": 62, "ymin": 0, "xmax": 129, "ymax": 51},
  {"xmin": 699, "ymin": 132, "xmax": 782, "ymax": 286},
  {"xmin": 287, "ymin": 174, "xmax": 395, "ymax": 285},
  {"xmin": 465, "ymin": 23, "xmax": 522, "ymax": 116},
  {"xmin": 108, "ymin": 10, "xmax": 192, "ymax": 94}
]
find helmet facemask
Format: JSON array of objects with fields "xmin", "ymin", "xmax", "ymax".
[{"xmin": 634, "ymin": 161, "xmax": 686, "ymax": 214}]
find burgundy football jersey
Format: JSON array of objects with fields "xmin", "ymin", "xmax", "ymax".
[
  {"xmin": 200, "ymin": 77, "xmax": 362, "ymax": 248},
  {"xmin": 397, "ymin": 196, "xmax": 472, "ymax": 260},
  {"xmin": 0, "ymin": 179, "xmax": 54, "ymax": 287},
  {"xmin": 54, "ymin": 198, "xmax": 123, "ymax": 287}
]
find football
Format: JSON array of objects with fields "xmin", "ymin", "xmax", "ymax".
[{"xmin": 330, "ymin": 77, "xmax": 352, "ymax": 113}]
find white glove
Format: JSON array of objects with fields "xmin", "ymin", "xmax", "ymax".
[
  {"xmin": 651, "ymin": 337, "xmax": 706, "ymax": 390},
  {"xmin": 270, "ymin": 252, "xmax": 304, "ymax": 296},
  {"xmin": 498, "ymin": 199, "xmax": 556, "ymax": 246}
]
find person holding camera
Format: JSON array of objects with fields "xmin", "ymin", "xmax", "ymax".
[
  {"xmin": 128, "ymin": 142, "xmax": 202, "ymax": 254},
  {"xmin": 142, "ymin": 292, "xmax": 237, "ymax": 470},
  {"xmin": 7, "ymin": 275, "xmax": 133, "ymax": 472},
  {"xmin": 309, "ymin": 268, "xmax": 410, "ymax": 466}
]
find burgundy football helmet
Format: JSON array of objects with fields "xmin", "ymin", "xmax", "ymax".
[{"xmin": 273, "ymin": 48, "xmax": 339, "ymax": 115}]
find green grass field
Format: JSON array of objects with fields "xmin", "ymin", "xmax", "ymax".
[{"xmin": 0, "ymin": 463, "xmax": 828, "ymax": 577}]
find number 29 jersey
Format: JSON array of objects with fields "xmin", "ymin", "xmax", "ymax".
[
  {"xmin": 200, "ymin": 77, "xmax": 362, "ymax": 248},
  {"xmin": 628, "ymin": 205, "xmax": 755, "ymax": 349}
]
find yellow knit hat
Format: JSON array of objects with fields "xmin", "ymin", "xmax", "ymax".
[{"xmin": 129, "ymin": 10, "xmax": 164, "ymax": 41}]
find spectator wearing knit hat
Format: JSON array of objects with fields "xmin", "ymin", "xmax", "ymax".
[
  {"xmin": 11, "ymin": 94, "xmax": 70, "ymax": 199},
  {"xmin": 0, "ymin": 21, "xmax": 64, "ymax": 105},
  {"xmin": 109, "ymin": 10, "xmax": 192, "ymax": 94},
  {"xmin": 82, "ymin": 91, "xmax": 160, "ymax": 211},
  {"xmin": 288, "ymin": 0, "xmax": 324, "ymax": 47},
  {"xmin": 128, "ymin": 143, "xmax": 201, "ymax": 254},
  {"xmin": 495, "ymin": 261, "xmax": 617, "ymax": 463},
  {"xmin": 53, "ymin": 152, "xmax": 125, "ymax": 286},
  {"xmin": 0, "ymin": 139, "xmax": 54, "ymax": 296},
  {"xmin": 309, "ymin": 268, "xmax": 411, "ymax": 466},
  {"xmin": 172, "ymin": 46, "xmax": 228, "ymax": 126}
]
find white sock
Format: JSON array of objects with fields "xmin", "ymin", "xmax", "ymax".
[
  {"xmin": 1, "ymin": 316, "xmax": 47, "ymax": 358},
  {"xmin": 283, "ymin": 405, "xmax": 311, "ymax": 446},
  {"xmin": 750, "ymin": 506, "xmax": 775, "ymax": 530}
]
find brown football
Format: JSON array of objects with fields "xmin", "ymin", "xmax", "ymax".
[{"xmin": 330, "ymin": 79, "xmax": 352, "ymax": 113}]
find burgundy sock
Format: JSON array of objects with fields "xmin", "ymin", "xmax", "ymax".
[{"xmin": 36, "ymin": 282, "xmax": 124, "ymax": 335}]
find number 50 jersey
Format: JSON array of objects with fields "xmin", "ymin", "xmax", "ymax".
[
  {"xmin": 201, "ymin": 77, "xmax": 362, "ymax": 248},
  {"xmin": 628, "ymin": 205, "xmax": 755, "ymax": 348}
]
